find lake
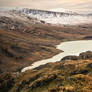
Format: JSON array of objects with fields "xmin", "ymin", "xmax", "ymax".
[{"xmin": 22, "ymin": 40, "xmax": 92, "ymax": 72}]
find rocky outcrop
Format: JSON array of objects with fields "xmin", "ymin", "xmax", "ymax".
[
  {"xmin": 62, "ymin": 51, "xmax": 92, "ymax": 61},
  {"xmin": 62, "ymin": 55, "xmax": 79, "ymax": 61},
  {"xmin": 83, "ymin": 36, "xmax": 92, "ymax": 39},
  {"xmin": 79, "ymin": 51, "xmax": 92, "ymax": 59}
]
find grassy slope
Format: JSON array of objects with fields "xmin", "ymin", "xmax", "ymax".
[
  {"xmin": 0, "ymin": 27, "xmax": 61, "ymax": 72},
  {"xmin": 0, "ymin": 52, "xmax": 92, "ymax": 92}
]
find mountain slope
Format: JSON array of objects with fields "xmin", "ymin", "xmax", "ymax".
[
  {"xmin": 0, "ymin": 12, "xmax": 92, "ymax": 73},
  {"xmin": 0, "ymin": 51, "xmax": 92, "ymax": 92},
  {"xmin": 0, "ymin": 7, "xmax": 92, "ymax": 92}
]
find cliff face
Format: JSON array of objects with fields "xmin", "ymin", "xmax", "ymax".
[{"xmin": 0, "ymin": 51, "xmax": 92, "ymax": 92}]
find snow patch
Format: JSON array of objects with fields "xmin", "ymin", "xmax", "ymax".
[{"xmin": 49, "ymin": 8, "xmax": 74, "ymax": 14}]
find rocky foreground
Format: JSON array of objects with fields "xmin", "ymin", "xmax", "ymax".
[{"xmin": 0, "ymin": 51, "xmax": 92, "ymax": 92}]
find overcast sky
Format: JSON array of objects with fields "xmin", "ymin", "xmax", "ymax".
[{"xmin": 0, "ymin": 0, "xmax": 92, "ymax": 13}]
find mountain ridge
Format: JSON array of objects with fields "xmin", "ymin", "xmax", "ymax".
[{"xmin": 0, "ymin": 7, "xmax": 92, "ymax": 25}]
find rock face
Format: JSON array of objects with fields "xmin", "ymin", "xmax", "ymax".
[{"xmin": 62, "ymin": 51, "xmax": 92, "ymax": 60}]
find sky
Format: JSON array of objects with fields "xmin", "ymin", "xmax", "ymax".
[{"xmin": 0, "ymin": 0, "xmax": 92, "ymax": 13}]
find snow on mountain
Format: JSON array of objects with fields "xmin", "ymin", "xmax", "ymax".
[
  {"xmin": 49, "ymin": 8, "xmax": 75, "ymax": 14},
  {"xmin": 0, "ymin": 7, "xmax": 41, "ymax": 24},
  {"xmin": 0, "ymin": 7, "xmax": 92, "ymax": 25}
]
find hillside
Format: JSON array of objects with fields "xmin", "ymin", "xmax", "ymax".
[
  {"xmin": 0, "ymin": 9, "xmax": 92, "ymax": 73},
  {"xmin": 0, "ymin": 8, "xmax": 92, "ymax": 92},
  {"xmin": 0, "ymin": 16, "xmax": 62, "ymax": 73},
  {"xmin": 0, "ymin": 51, "xmax": 92, "ymax": 92}
]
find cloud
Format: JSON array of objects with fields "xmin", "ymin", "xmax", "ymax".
[{"xmin": 0, "ymin": 0, "xmax": 92, "ymax": 13}]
